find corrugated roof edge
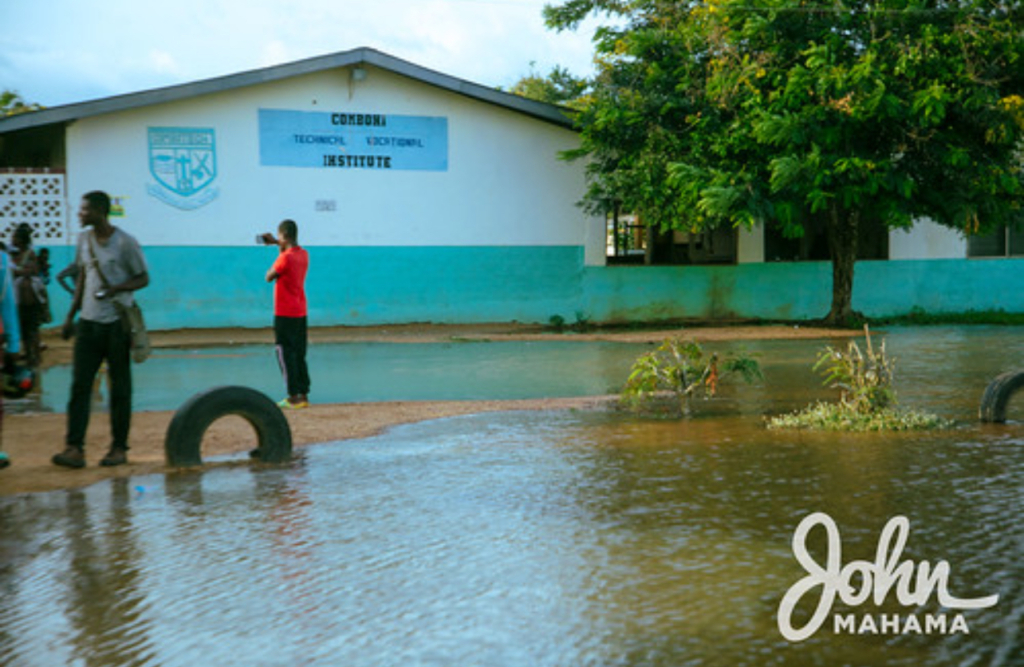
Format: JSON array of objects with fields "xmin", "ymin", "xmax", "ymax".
[{"xmin": 0, "ymin": 46, "xmax": 577, "ymax": 133}]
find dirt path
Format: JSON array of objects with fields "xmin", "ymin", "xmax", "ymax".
[{"xmin": 2, "ymin": 323, "xmax": 859, "ymax": 496}]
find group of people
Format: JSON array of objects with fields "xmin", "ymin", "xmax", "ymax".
[
  {"xmin": 1, "ymin": 190, "xmax": 310, "ymax": 471},
  {"xmin": 0, "ymin": 222, "xmax": 53, "ymax": 468}
]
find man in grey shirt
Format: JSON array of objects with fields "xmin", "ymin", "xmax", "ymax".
[{"xmin": 52, "ymin": 191, "xmax": 149, "ymax": 468}]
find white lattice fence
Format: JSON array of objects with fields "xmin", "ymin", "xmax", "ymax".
[{"xmin": 0, "ymin": 171, "xmax": 68, "ymax": 244}]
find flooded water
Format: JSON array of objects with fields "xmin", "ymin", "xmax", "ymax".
[
  {"xmin": 3, "ymin": 326, "xmax": 1024, "ymax": 665},
  {"xmin": 24, "ymin": 340, "xmax": 649, "ymax": 413},
  {"xmin": 20, "ymin": 325, "xmax": 1024, "ymax": 417}
]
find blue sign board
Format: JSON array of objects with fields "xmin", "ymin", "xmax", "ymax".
[{"xmin": 258, "ymin": 108, "xmax": 448, "ymax": 171}]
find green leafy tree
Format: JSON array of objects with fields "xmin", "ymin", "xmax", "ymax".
[
  {"xmin": 545, "ymin": 0, "xmax": 1024, "ymax": 325},
  {"xmin": 1, "ymin": 90, "xmax": 42, "ymax": 117},
  {"xmin": 508, "ymin": 62, "xmax": 590, "ymax": 108}
]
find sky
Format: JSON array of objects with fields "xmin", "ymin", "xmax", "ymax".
[{"xmin": 0, "ymin": 0, "xmax": 602, "ymax": 109}]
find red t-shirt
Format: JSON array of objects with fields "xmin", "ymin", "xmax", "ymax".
[{"xmin": 271, "ymin": 246, "xmax": 309, "ymax": 317}]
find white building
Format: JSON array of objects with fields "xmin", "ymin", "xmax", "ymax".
[{"xmin": 1, "ymin": 48, "xmax": 1020, "ymax": 328}]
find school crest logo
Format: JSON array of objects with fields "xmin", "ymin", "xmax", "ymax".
[{"xmin": 146, "ymin": 127, "xmax": 219, "ymax": 210}]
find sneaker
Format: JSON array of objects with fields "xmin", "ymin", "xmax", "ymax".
[
  {"xmin": 277, "ymin": 397, "xmax": 309, "ymax": 410},
  {"xmin": 100, "ymin": 448, "xmax": 128, "ymax": 467},
  {"xmin": 53, "ymin": 447, "xmax": 86, "ymax": 469}
]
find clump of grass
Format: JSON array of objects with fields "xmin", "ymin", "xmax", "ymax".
[
  {"xmin": 768, "ymin": 401, "xmax": 951, "ymax": 432},
  {"xmin": 547, "ymin": 311, "xmax": 593, "ymax": 333},
  {"xmin": 768, "ymin": 325, "xmax": 950, "ymax": 431},
  {"xmin": 870, "ymin": 307, "xmax": 1024, "ymax": 326},
  {"xmin": 620, "ymin": 338, "xmax": 762, "ymax": 416}
]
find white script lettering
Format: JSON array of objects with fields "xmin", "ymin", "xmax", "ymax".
[{"xmin": 777, "ymin": 512, "xmax": 998, "ymax": 642}]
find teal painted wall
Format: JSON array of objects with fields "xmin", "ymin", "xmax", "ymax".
[
  {"xmin": 584, "ymin": 258, "xmax": 1024, "ymax": 322},
  {"xmin": 43, "ymin": 245, "xmax": 584, "ymax": 329},
  {"xmin": 40, "ymin": 246, "xmax": 1024, "ymax": 329},
  {"xmin": 581, "ymin": 262, "xmax": 833, "ymax": 322},
  {"xmin": 853, "ymin": 258, "xmax": 1024, "ymax": 316}
]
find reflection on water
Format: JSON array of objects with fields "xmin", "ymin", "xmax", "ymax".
[
  {"xmin": 3, "ymin": 326, "xmax": 1024, "ymax": 665},
  {"xmin": 2, "ymin": 413, "xmax": 1023, "ymax": 665}
]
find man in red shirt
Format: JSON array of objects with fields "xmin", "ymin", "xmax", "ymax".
[{"xmin": 265, "ymin": 219, "xmax": 310, "ymax": 408}]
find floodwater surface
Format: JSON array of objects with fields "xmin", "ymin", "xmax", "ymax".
[
  {"xmin": 2, "ymin": 326, "xmax": 1024, "ymax": 665},
  {"xmin": 19, "ymin": 325, "xmax": 1024, "ymax": 416},
  {"xmin": 26, "ymin": 340, "xmax": 651, "ymax": 412}
]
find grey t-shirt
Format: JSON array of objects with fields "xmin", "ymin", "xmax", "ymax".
[{"xmin": 76, "ymin": 228, "xmax": 148, "ymax": 324}]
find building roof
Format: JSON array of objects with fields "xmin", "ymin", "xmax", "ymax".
[{"xmin": 0, "ymin": 47, "xmax": 575, "ymax": 134}]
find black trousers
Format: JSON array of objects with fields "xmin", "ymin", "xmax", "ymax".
[
  {"xmin": 274, "ymin": 315, "xmax": 310, "ymax": 397},
  {"xmin": 18, "ymin": 304, "xmax": 41, "ymax": 367},
  {"xmin": 67, "ymin": 319, "xmax": 132, "ymax": 451}
]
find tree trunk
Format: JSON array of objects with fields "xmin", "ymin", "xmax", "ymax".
[{"xmin": 824, "ymin": 206, "xmax": 859, "ymax": 326}]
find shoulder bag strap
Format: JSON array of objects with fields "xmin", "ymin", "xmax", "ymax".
[{"xmin": 86, "ymin": 230, "xmax": 113, "ymax": 291}]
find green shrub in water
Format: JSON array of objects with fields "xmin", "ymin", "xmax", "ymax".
[
  {"xmin": 620, "ymin": 338, "xmax": 762, "ymax": 415},
  {"xmin": 768, "ymin": 326, "xmax": 950, "ymax": 431},
  {"xmin": 768, "ymin": 401, "xmax": 950, "ymax": 432},
  {"xmin": 813, "ymin": 325, "xmax": 895, "ymax": 413}
]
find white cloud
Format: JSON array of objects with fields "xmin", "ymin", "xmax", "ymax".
[
  {"xmin": 1, "ymin": 0, "xmax": 600, "ymax": 107},
  {"xmin": 260, "ymin": 41, "xmax": 293, "ymax": 69},
  {"xmin": 149, "ymin": 51, "xmax": 181, "ymax": 76}
]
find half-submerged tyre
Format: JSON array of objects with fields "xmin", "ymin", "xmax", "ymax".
[
  {"xmin": 165, "ymin": 386, "xmax": 293, "ymax": 466},
  {"xmin": 979, "ymin": 370, "xmax": 1024, "ymax": 423}
]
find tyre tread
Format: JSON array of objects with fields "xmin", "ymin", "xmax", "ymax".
[{"xmin": 165, "ymin": 386, "xmax": 293, "ymax": 466}]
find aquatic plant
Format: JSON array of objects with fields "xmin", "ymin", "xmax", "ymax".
[
  {"xmin": 813, "ymin": 325, "xmax": 895, "ymax": 414},
  {"xmin": 768, "ymin": 326, "xmax": 950, "ymax": 432},
  {"xmin": 768, "ymin": 401, "xmax": 950, "ymax": 432},
  {"xmin": 620, "ymin": 338, "xmax": 762, "ymax": 415}
]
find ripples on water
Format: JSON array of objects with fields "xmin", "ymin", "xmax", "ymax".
[{"xmin": 2, "ymin": 326, "xmax": 1024, "ymax": 666}]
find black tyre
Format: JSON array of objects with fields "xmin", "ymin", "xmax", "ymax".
[
  {"xmin": 979, "ymin": 370, "xmax": 1024, "ymax": 423},
  {"xmin": 165, "ymin": 386, "xmax": 292, "ymax": 466}
]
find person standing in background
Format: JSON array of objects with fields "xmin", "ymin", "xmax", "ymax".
[
  {"xmin": 10, "ymin": 223, "xmax": 45, "ymax": 367},
  {"xmin": 0, "ymin": 248, "xmax": 21, "ymax": 469},
  {"xmin": 262, "ymin": 219, "xmax": 310, "ymax": 409}
]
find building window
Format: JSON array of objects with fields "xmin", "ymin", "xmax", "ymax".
[
  {"xmin": 607, "ymin": 210, "xmax": 737, "ymax": 265},
  {"xmin": 967, "ymin": 224, "xmax": 1024, "ymax": 258},
  {"xmin": 607, "ymin": 211, "xmax": 648, "ymax": 264},
  {"xmin": 764, "ymin": 216, "xmax": 888, "ymax": 262}
]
